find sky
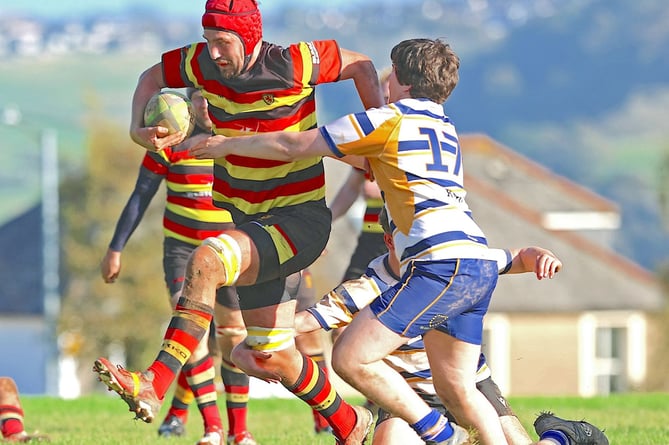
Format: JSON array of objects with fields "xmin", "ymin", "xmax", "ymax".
[{"xmin": 0, "ymin": 0, "xmax": 370, "ymax": 20}]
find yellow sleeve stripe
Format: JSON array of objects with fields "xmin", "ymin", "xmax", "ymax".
[{"xmin": 297, "ymin": 42, "xmax": 314, "ymax": 86}]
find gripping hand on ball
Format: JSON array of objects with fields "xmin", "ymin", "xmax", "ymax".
[{"xmin": 131, "ymin": 126, "xmax": 185, "ymax": 152}]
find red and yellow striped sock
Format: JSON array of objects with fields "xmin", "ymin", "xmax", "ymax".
[
  {"xmin": 166, "ymin": 371, "xmax": 193, "ymax": 421},
  {"xmin": 148, "ymin": 297, "xmax": 214, "ymax": 399},
  {"xmin": 284, "ymin": 353, "xmax": 356, "ymax": 439},
  {"xmin": 309, "ymin": 352, "xmax": 332, "ymax": 431},
  {"xmin": 221, "ymin": 357, "xmax": 250, "ymax": 436},
  {"xmin": 184, "ymin": 355, "xmax": 222, "ymax": 433}
]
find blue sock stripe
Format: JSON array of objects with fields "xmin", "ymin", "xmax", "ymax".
[{"xmin": 410, "ymin": 409, "xmax": 454, "ymax": 441}]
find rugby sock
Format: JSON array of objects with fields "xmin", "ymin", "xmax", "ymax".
[
  {"xmin": 309, "ymin": 352, "xmax": 332, "ymax": 432},
  {"xmin": 165, "ymin": 371, "xmax": 193, "ymax": 421},
  {"xmin": 184, "ymin": 355, "xmax": 223, "ymax": 433},
  {"xmin": 411, "ymin": 409, "xmax": 455, "ymax": 442},
  {"xmin": 148, "ymin": 297, "xmax": 214, "ymax": 398},
  {"xmin": 221, "ymin": 357, "xmax": 251, "ymax": 436},
  {"xmin": 0, "ymin": 405, "xmax": 24, "ymax": 438},
  {"xmin": 284, "ymin": 353, "xmax": 356, "ymax": 440},
  {"xmin": 539, "ymin": 430, "xmax": 569, "ymax": 445}
]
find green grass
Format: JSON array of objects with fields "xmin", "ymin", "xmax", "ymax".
[{"xmin": 17, "ymin": 392, "xmax": 669, "ymax": 444}]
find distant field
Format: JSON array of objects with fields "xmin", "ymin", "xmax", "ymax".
[
  {"xmin": 0, "ymin": 52, "xmax": 359, "ymax": 224},
  {"xmin": 17, "ymin": 392, "xmax": 669, "ymax": 444},
  {"xmin": 0, "ymin": 53, "xmax": 148, "ymax": 223}
]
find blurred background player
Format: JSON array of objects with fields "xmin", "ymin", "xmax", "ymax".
[
  {"xmin": 100, "ymin": 89, "xmax": 258, "ymax": 445},
  {"xmin": 0, "ymin": 377, "xmax": 49, "ymax": 442}
]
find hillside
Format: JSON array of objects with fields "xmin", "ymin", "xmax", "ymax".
[{"xmin": 1, "ymin": 0, "xmax": 668, "ymax": 270}]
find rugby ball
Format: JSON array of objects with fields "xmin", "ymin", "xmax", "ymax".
[{"xmin": 143, "ymin": 91, "xmax": 195, "ymax": 139}]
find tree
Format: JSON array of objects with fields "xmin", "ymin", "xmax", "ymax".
[{"xmin": 59, "ymin": 119, "xmax": 170, "ymax": 393}]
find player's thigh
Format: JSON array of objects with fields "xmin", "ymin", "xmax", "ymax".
[
  {"xmin": 423, "ymin": 329, "xmax": 481, "ymax": 389},
  {"xmin": 236, "ymin": 202, "xmax": 331, "ymax": 287},
  {"xmin": 332, "ymin": 306, "xmax": 407, "ymax": 366}
]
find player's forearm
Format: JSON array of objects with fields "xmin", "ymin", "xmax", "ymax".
[
  {"xmin": 339, "ymin": 49, "xmax": 384, "ymax": 110},
  {"xmin": 329, "ymin": 184, "xmax": 360, "ymax": 220},
  {"xmin": 198, "ymin": 128, "xmax": 329, "ymax": 161},
  {"xmin": 294, "ymin": 311, "xmax": 322, "ymax": 334},
  {"xmin": 130, "ymin": 64, "xmax": 165, "ymax": 143}
]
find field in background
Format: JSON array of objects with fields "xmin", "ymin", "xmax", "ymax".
[{"xmin": 17, "ymin": 392, "xmax": 669, "ymax": 444}]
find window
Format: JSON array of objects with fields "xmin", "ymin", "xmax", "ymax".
[
  {"xmin": 594, "ymin": 326, "xmax": 627, "ymax": 394},
  {"xmin": 578, "ymin": 312, "xmax": 646, "ymax": 396}
]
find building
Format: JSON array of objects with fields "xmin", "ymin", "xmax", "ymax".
[
  {"xmin": 461, "ymin": 134, "xmax": 664, "ymax": 396},
  {"xmin": 0, "ymin": 205, "xmax": 58, "ymax": 395}
]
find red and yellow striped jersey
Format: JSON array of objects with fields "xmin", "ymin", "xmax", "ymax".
[
  {"xmin": 143, "ymin": 147, "xmax": 232, "ymax": 246},
  {"xmin": 161, "ymin": 40, "xmax": 343, "ymax": 222}
]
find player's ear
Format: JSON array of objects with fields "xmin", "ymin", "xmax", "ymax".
[{"xmin": 383, "ymin": 233, "xmax": 394, "ymax": 249}]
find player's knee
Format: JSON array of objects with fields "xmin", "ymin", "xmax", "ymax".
[
  {"xmin": 331, "ymin": 346, "xmax": 356, "ymax": 379},
  {"xmin": 201, "ymin": 233, "xmax": 243, "ymax": 286}
]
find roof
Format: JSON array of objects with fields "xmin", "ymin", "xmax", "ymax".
[{"xmin": 460, "ymin": 134, "xmax": 664, "ymax": 312}]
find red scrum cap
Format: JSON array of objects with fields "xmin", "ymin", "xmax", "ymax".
[{"xmin": 202, "ymin": 0, "xmax": 263, "ymax": 58}]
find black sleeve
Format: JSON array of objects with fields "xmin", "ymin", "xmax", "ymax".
[{"xmin": 108, "ymin": 166, "xmax": 164, "ymax": 251}]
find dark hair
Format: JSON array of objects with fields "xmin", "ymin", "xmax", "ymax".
[{"xmin": 390, "ymin": 38, "xmax": 459, "ymax": 103}]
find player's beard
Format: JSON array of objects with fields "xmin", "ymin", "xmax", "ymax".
[{"xmin": 216, "ymin": 58, "xmax": 243, "ymax": 79}]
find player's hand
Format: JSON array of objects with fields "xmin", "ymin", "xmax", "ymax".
[
  {"xmin": 100, "ymin": 249, "xmax": 122, "ymax": 283},
  {"xmin": 173, "ymin": 133, "xmax": 209, "ymax": 153},
  {"xmin": 230, "ymin": 342, "xmax": 281, "ymax": 383},
  {"xmin": 131, "ymin": 126, "xmax": 185, "ymax": 152},
  {"xmin": 189, "ymin": 135, "xmax": 228, "ymax": 159},
  {"xmin": 534, "ymin": 251, "xmax": 562, "ymax": 280}
]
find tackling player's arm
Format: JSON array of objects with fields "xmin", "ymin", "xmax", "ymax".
[
  {"xmin": 509, "ymin": 246, "xmax": 562, "ymax": 279},
  {"xmin": 189, "ymin": 126, "xmax": 330, "ymax": 161},
  {"xmin": 488, "ymin": 247, "xmax": 562, "ymax": 279},
  {"xmin": 130, "ymin": 62, "xmax": 185, "ymax": 152}
]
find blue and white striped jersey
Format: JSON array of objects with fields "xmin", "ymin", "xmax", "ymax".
[{"xmin": 320, "ymin": 98, "xmax": 489, "ymax": 273}]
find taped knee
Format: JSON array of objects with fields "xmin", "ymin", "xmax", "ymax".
[
  {"xmin": 245, "ymin": 326, "xmax": 296, "ymax": 352},
  {"xmin": 202, "ymin": 234, "xmax": 242, "ymax": 286}
]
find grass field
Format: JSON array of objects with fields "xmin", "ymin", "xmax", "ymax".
[{"xmin": 17, "ymin": 392, "xmax": 669, "ymax": 444}]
